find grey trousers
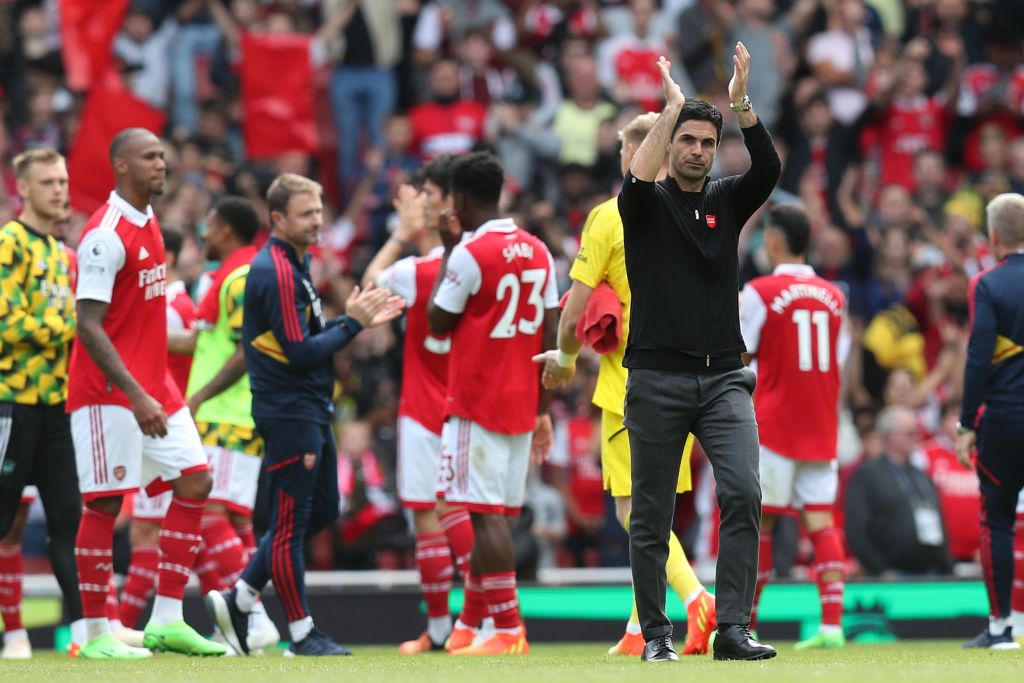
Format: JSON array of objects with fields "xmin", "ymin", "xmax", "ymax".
[{"xmin": 624, "ymin": 366, "xmax": 761, "ymax": 639}]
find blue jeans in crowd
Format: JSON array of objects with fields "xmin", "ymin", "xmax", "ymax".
[{"xmin": 329, "ymin": 66, "xmax": 396, "ymax": 185}]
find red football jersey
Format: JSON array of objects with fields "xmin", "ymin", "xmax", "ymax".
[
  {"xmin": 434, "ymin": 219, "xmax": 558, "ymax": 434},
  {"xmin": 741, "ymin": 264, "xmax": 847, "ymax": 462},
  {"xmin": 166, "ymin": 280, "xmax": 197, "ymax": 395},
  {"xmin": 67, "ymin": 192, "xmax": 184, "ymax": 414},
  {"xmin": 922, "ymin": 438, "xmax": 980, "ymax": 561},
  {"xmin": 877, "ymin": 95, "xmax": 950, "ymax": 190},
  {"xmin": 379, "ymin": 252, "xmax": 450, "ymax": 435},
  {"xmin": 408, "ymin": 100, "xmax": 487, "ymax": 160}
]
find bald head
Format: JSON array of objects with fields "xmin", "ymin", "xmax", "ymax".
[
  {"xmin": 987, "ymin": 193, "xmax": 1024, "ymax": 251},
  {"xmin": 109, "ymin": 127, "xmax": 167, "ymax": 201},
  {"xmin": 109, "ymin": 128, "xmax": 160, "ymax": 165}
]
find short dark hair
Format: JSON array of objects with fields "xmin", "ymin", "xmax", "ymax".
[
  {"xmin": 672, "ymin": 99, "xmax": 723, "ymax": 142},
  {"xmin": 766, "ymin": 204, "xmax": 810, "ymax": 257},
  {"xmin": 109, "ymin": 127, "xmax": 156, "ymax": 164},
  {"xmin": 422, "ymin": 154, "xmax": 457, "ymax": 197},
  {"xmin": 451, "ymin": 152, "xmax": 504, "ymax": 207},
  {"xmin": 213, "ymin": 196, "xmax": 260, "ymax": 245},
  {"xmin": 162, "ymin": 228, "xmax": 184, "ymax": 261}
]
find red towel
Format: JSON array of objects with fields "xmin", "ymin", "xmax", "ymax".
[{"xmin": 559, "ymin": 282, "xmax": 623, "ymax": 355}]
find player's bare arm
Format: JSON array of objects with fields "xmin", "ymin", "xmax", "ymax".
[
  {"xmin": 533, "ymin": 280, "xmax": 591, "ymax": 389},
  {"xmin": 629, "ymin": 56, "xmax": 683, "ymax": 182},
  {"xmin": 186, "ymin": 340, "xmax": 247, "ymax": 416},
  {"xmin": 362, "ymin": 184, "xmax": 427, "ymax": 288},
  {"xmin": 531, "ymin": 307, "xmax": 559, "ymax": 463},
  {"xmin": 76, "ymin": 298, "xmax": 168, "ymax": 437},
  {"xmin": 426, "ymin": 209, "xmax": 464, "ymax": 336},
  {"xmin": 167, "ymin": 328, "xmax": 198, "ymax": 354},
  {"xmin": 729, "ymin": 41, "xmax": 759, "ymax": 129}
]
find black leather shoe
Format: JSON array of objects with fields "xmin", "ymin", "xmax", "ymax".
[
  {"xmin": 641, "ymin": 635, "xmax": 679, "ymax": 662},
  {"xmin": 713, "ymin": 624, "xmax": 777, "ymax": 661}
]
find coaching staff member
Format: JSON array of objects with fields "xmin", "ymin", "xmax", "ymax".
[
  {"xmin": 207, "ymin": 173, "xmax": 403, "ymax": 656},
  {"xmin": 619, "ymin": 44, "xmax": 780, "ymax": 662},
  {"xmin": 957, "ymin": 193, "xmax": 1024, "ymax": 650}
]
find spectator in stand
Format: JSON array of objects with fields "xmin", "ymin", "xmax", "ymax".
[
  {"xmin": 484, "ymin": 86, "xmax": 562, "ymax": 201},
  {"xmin": 595, "ymin": 0, "xmax": 680, "ymax": 113},
  {"xmin": 806, "ymin": 0, "xmax": 875, "ymax": 125},
  {"xmin": 548, "ymin": 409, "xmax": 605, "ymax": 567},
  {"xmin": 726, "ymin": 0, "xmax": 821, "ymax": 132},
  {"xmin": 674, "ymin": 0, "xmax": 732, "ymax": 97},
  {"xmin": 169, "ymin": 0, "xmax": 222, "ymax": 135},
  {"xmin": 322, "ymin": 0, "xmax": 402, "ymax": 189},
  {"xmin": 516, "ymin": 0, "xmax": 605, "ymax": 60},
  {"xmin": 919, "ymin": 401, "xmax": 980, "ymax": 563},
  {"xmin": 408, "ymin": 58, "xmax": 487, "ymax": 160},
  {"xmin": 552, "ymin": 56, "xmax": 616, "ymax": 168},
  {"xmin": 1010, "ymin": 138, "xmax": 1024, "ymax": 194},
  {"xmin": 913, "ymin": 149, "xmax": 951, "ymax": 226},
  {"xmin": 412, "ymin": 0, "xmax": 517, "ymax": 66},
  {"xmin": 454, "ymin": 29, "xmax": 518, "ymax": 105},
  {"xmin": 868, "ymin": 37, "xmax": 963, "ymax": 192},
  {"xmin": 954, "ymin": 27, "xmax": 1024, "ymax": 172},
  {"xmin": 845, "ymin": 406, "xmax": 952, "ymax": 577},
  {"xmin": 114, "ymin": 4, "xmax": 178, "ymax": 110}
]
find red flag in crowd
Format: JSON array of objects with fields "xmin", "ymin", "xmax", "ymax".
[
  {"xmin": 240, "ymin": 33, "xmax": 317, "ymax": 159},
  {"xmin": 68, "ymin": 74, "xmax": 166, "ymax": 212},
  {"xmin": 60, "ymin": 0, "xmax": 131, "ymax": 92}
]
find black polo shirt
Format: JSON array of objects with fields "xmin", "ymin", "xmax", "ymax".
[{"xmin": 618, "ymin": 119, "xmax": 781, "ymax": 372}]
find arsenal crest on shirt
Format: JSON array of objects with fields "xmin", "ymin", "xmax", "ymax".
[
  {"xmin": 303, "ymin": 452, "xmax": 317, "ymax": 470},
  {"xmin": 706, "ymin": 214, "xmax": 717, "ymax": 229}
]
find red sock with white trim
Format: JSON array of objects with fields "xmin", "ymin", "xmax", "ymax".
[
  {"xmin": 415, "ymin": 533, "xmax": 453, "ymax": 618},
  {"xmin": 0, "ymin": 543, "xmax": 24, "ymax": 633},
  {"xmin": 105, "ymin": 575, "xmax": 122, "ymax": 629},
  {"xmin": 440, "ymin": 509, "xmax": 474, "ymax": 582},
  {"xmin": 457, "ymin": 573, "xmax": 486, "ymax": 630},
  {"xmin": 152, "ymin": 496, "xmax": 205, "ymax": 626},
  {"xmin": 118, "ymin": 544, "xmax": 159, "ymax": 628},
  {"xmin": 194, "ymin": 540, "xmax": 222, "ymax": 595},
  {"xmin": 751, "ymin": 531, "xmax": 773, "ymax": 629},
  {"xmin": 75, "ymin": 506, "xmax": 116, "ymax": 620},
  {"xmin": 481, "ymin": 572, "xmax": 520, "ymax": 631},
  {"xmin": 233, "ymin": 520, "xmax": 258, "ymax": 561},
  {"xmin": 810, "ymin": 527, "xmax": 846, "ymax": 629},
  {"xmin": 199, "ymin": 511, "xmax": 246, "ymax": 591}
]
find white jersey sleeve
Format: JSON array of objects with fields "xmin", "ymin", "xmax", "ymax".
[
  {"xmin": 433, "ymin": 244, "xmax": 481, "ymax": 315},
  {"xmin": 543, "ymin": 247, "xmax": 559, "ymax": 309},
  {"xmin": 739, "ymin": 282, "xmax": 767, "ymax": 355},
  {"xmin": 76, "ymin": 229, "xmax": 126, "ymax": 303},
  {"xmin": 376, "ymin": 256, "xmax": 418, "ymax": 307}
]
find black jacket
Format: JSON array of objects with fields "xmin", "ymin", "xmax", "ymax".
[
  {"xmin": 618, "ymin": 119, "xmax": 781, "ymax": 371},
  {"xmin": 844, "ymin": 455, "xmax": 952, "ymax": 576}
]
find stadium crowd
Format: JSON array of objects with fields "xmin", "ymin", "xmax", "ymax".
[{"xmin": 2, "ymin": 0, "xmax": 1024, "ymax": 582}]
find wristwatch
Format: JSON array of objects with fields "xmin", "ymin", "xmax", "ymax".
[
  {"xmin": 955, "ymin": 420, "xmax": 974, "ymax": 435},
  {"xmin": 730, "ymin": 95, "xmax": 752, "ymax": 112}
]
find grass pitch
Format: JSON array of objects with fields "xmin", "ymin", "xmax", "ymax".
[{"xmin": 2, "ymin": 642, "xmax": 1022, "ymax": 683}]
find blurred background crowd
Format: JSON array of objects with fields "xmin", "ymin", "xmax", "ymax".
[{"xmin": 2, "ymin": 0, "xmax": 1024, "ymax": 583}]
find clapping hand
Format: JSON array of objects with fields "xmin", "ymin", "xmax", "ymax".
[
  {"xmin": 728, "ymin": 41, "xmax": 751, "ymax": 105},
  {"xmin": 346, "ymin": 285, "xmax": 406, "ymax": 328},
  {"xmin": 656, "ymin": 55, "xmax": 685, "ymax": 107}
]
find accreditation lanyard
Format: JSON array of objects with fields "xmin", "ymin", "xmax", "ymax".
[{"xmin": 887, "ymin": 459, "xmax": 944, "ymax": 547}]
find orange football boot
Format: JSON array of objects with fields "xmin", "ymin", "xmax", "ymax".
[
  {"xmin": 681, "ymin": 589, "xmax": 717, "ymax": 655},
  {"xmin": 607, "ymin": 631, "xmax": 645, "ymax": 656},
  {"xmin": 399, "ymin": 631, "xmax": 445, "ymax": 654},
  {"xmin": 445, "ymin": 624, "xmax": 477, "ymax": 652},
  {"xmin": 450, "ymin": 627, "xmax": 529, "ymax": 656}
]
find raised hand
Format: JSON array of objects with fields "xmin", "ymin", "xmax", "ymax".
[
  {"xmin": 346, "ymin": 285, "xmax": 406, "ymax": 328},
  {"xmin": 656, "ymin": 55, "xmax": 685, "ymax": 107},
  {"xmin": 728, "ymin": 41, "xmax": 751, "ymax": 105},
  {"xmin": 391, "ymin": 183, "xmax": 426, "ymax": 240}
]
